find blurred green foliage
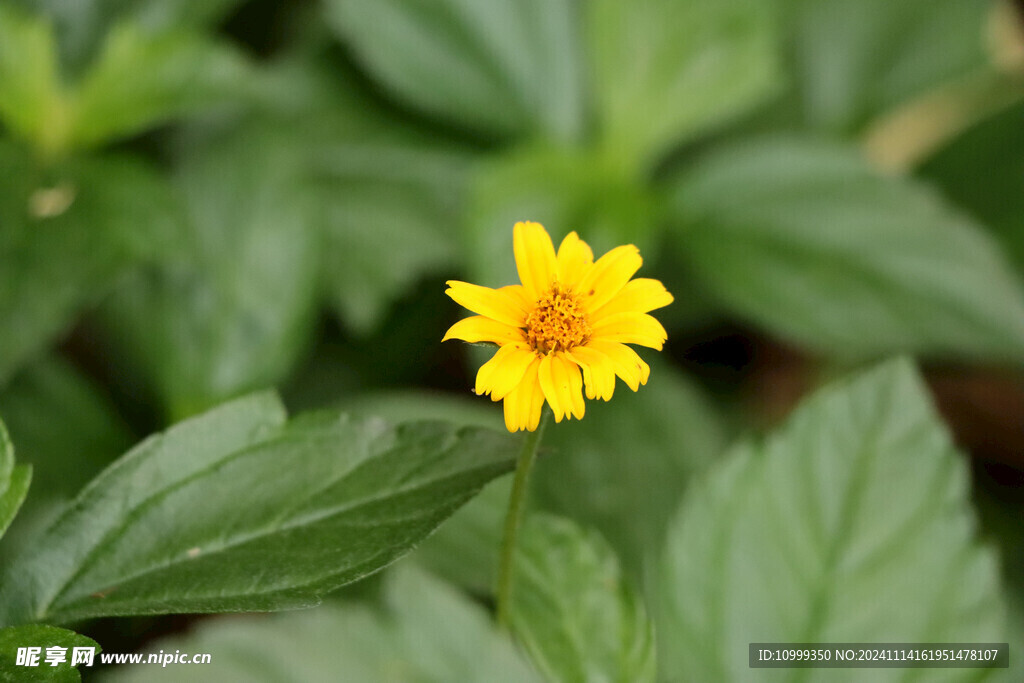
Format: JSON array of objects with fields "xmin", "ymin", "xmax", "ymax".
[{"xmin": 0, "ymin": 0, "xmax": 1022, "ymax": 681}]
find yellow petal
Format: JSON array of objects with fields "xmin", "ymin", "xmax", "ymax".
[
  {"xmin": 556, "ymin": 231, "xmax": 594, "ymax": 290},
  {"xmin": 538, "ymin": 353, "xmax": 565, "ymax": 422},
  {"xmin": 585, "ymin": 340, "xmax": 650, "ymax": 391},
  {"xmin": 590, "ymin": 278, "xmax": 673, "ymax": 322},
  {"xmin": 513, "ymin": 221, "xmax": 557, "ymax": 300},
  {"xmin": 503, "ymin": 358, "xmax": 543, "ymax": 432},
  {"xmin": 499, "ymin": 284, "xmax": 534, "ymax": 311},
  {"xmin": 558, "ymin": 353, "xmax": 585, "ymax": 420},
  {"xmin": 479, "ymin": 346, "xmax": 536, "ymax": 401},
  {"xmin": 577, "ymin": 244, "xmax": 642, "ymax": 312},
  {"xmin": 475, "ymin": 344, "xmax": 533, "ymax": 399},
  {"xmin": 591, "ymin": 312, "xmax": 667, "ymax": 350},
  {"xmin": 446, "ymin": 280, "xmax": 528, "ymax": 327},
  {"xmin": 443, "ymin": 316, "xmax": 526, "ymax": 345},
  {"xmin": 566, "ymin": 346, "xmax": 616, "ymax": 401}
]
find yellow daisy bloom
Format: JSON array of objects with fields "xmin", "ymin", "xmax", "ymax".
[{"xmin": 443, "ymin": 221, "xmax": 673, "ymax": 432}]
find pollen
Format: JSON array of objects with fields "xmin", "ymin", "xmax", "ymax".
[{"xmin": 525, "ymin": 283, "xmax": 591, "ymax": 354}]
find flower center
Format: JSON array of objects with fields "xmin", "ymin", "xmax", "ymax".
[{"xmin": 524, "ymin": 283, "xmax": 591, "ymax": 354}]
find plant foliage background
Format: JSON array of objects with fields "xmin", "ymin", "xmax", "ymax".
[{"xmin": 0, "ymin": 0, "xmax": 1023, "ymax": 681}]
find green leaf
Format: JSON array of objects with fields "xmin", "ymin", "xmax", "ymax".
[
  {"xmin": 0, "ymin": 624, "xmax": 99, "ymax": 683},
  {"xmin": 658, "ymin": 359, "xmax": 1007, "ymax": 682},
  {"xmin": 0, "ymin": 143, "xmax": 179, "ymax": 385},
  {"xmin": 669, "ymin": 137, "xmax": 1024, "ymax": 362},
  {"xmin": 466, "ymin": 146, "xmax": 657, "ymax": 291},
  {"xmin": 534, "ymin": 361, "xmax": 727, "ymax": 582},
  {"xmin": 918, "ymin": 100, "xmax": 1024, "ymax": 274},
  {"xmin": 316, "ymin": 136, "xmax": 471, "ymax": 334},
  {"xmin": 99, "ymin": 567, "xmax": 541, "ymax": 683},
  {"xmin": 588, "ymin": 0, "xmax": 781, "ymax": 168},
  {"xmin": 0, "ymin": 7, "xmax": 248, "ymax": 155},
  {"xmin": 70, "ymin": 23, "xmax": 250, "ymax": 150},
  {"xmin": 11, "ymin": 0, "xmax": 244, "ymax": 72},
  {"xmin": 511, "ymin": 515, "xmax": 655, "ymax": 683},
  {"xmin": 336, "ymin": 390, "xmax": 506, "ymax": 593},
  {"xmin": 0, "ymin": 5, "xmax": 62, "ymax": 150},
  {"xmin": 323, "ymin": 0, "xmax": 584, "ymax": 141},
  {"xmin": 98, "ymin": 126, "xmax": 321, "ymax": 419},
  {"xmin": 973, "ymin": 476, "xmax": 1024, "ymax": 683},
  {"xmin": 0, "ymin": 392, "xmax": 520, "ymax": 625},
  {"xmin": 0, "ymin": 466, "xmax": 32, "ymax": 542},
  {"xmin": 0, "ymin": 357, "xmax": 132, "ymax": 571},
  {"xmin": 0, "ymin": 355, "xmax": 132, "ymax": 501},
  {"xmin": 779, "ymin": 0, "xmax": 990, "ymax": 134},
  {"xmin": 0, "ymin": 419, "xmax": 32, "ymax": 540}
]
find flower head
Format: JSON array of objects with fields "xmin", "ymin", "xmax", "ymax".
[{"xmin": 444, "ymin": 221, "xmax": 673, "ymax": 432}]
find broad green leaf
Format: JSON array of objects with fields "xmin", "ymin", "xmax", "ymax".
[
  {"xmin": 534, "ymin": 361, "xmax": 727, "ymax": 582},
  {"xmin": 337, "ymin": 390, "xmax": 506, "ymax": 593},
  {"xmin": 974, "ymin": 478, "xmax": 1024, "ymax": 683},
  {"xmin": 918, "ymin": 100, "xmax": 1024, "ymax": 274},
  {"xmin": 669, "ymin": 137, "xmax": 1024, "ymax": 362},
  {"xmin": 0, "ymin": 355, "xmax": 132, "ymax": 501},
  {"xmin": 0, "ymin": 143, "xmax": 178, "ymax": 385},
  {"xmin": 0, "ymin": 356, "xmax": 132, "ymax": 569},
  {"xmin": 0, "ymin": 419, "xmax": 32, "ymax": 540},
  {"xmin": 323, "ymin": 0, "xmax": 584, "ymax": 141},
  {"xmin": 0, "ymin": 5, "xmax": 61, "ymax": 149},
  {"xmin": 339, "ymin": 390, "xmax": 503, "ymax": 431},
  {"xmin": 11, "ymin": 0, "xmax": 244, "ymax": 72},
  {"xmin": 0, "ymin": 624, "xmax": 99, "ymax": 683},
  {"xmin": 0, "ymin": 7, "xmax": 248, "ymax": 155},
  {"xmin": 316, "ymin": 136, "xmax": 470, "ymax": 334},
  {"xmin": 779, "ymin": 0, "xmax": 990, "ymax": 134},
  {"xmin": 511, "ymin": 515, "xmax": 655, "ymax": 683},
  {"xmin": 71, "ymin": 23, "xmax": 250, "ymax": 150},
  {"xmin": 99, "ymin": 125, "xmax": 321, "ymax": 419},
  {"xmin": 466, "ymin": 146, "xmax": 657, "ymax": 292},
  {"xmin": 588, "ymin": 0, "xmax": 780, "ymax": 168},
  {"xmin": 658, "ymin": 359, "xmax": 1007, "ymax": 682},
  {"xmin": 0, "ymin": 392, "xmax": 519, "ymax": 625},
  {"xmin": 100, "ymin": 567, "xmax": 541, "ymax": 683}
]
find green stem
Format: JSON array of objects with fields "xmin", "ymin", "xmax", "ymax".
[{"xmin": 495, "ymin": 409, "xmax": 550, "ymax": 628}]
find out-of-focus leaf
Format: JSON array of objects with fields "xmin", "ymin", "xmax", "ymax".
[
  {"xmin": 71, "ymin": 23, "xmax": 250, "ymax": 150},
  {"xmin": 466, "ymin": 146, "xmax": 656, "ymax": 292},
  {"xmin": 0, "ymin": 624, "xmax": 99, "ymax": 683},
  {"xmin": 511, "ymin": 515, "xmax": 655, "ymax": 683},
  {"xmin": 0, "ymin": 355, "xmax": 131, "ymax": 500},
  {"xmin": 0, "ymin": 356, "xmax": 131, "ymax": 575},
  {"xmin": 918, "ymin": 100, "xmax": 1024, "ymax": 274},
  {"xmin": 0, "ymin": 7, "xmax": 248, "ymax": 155},
  {"xmin": 0, "ymin": 5, "xmax": 60, "ymax": 149},
  {"xmin": 588, "ymin": 0, "xmax": 780, "ymax": 168},
  {"xmin": 323, "ymin": 0, "xmax": 584, "ymax": 141},
  {"xmin": 0, "ymin": 419, "xmax": 31, "ymax": 540},
  {"xmin": 99, "ymin": 567, "xmax": 541, "ymax": 683},
  {"xmin": 339, "ymin": 389, "xmax": 502, "ymax": 431},
  {"xmin": 0, "ymin": 143, "xmax": 179, "ymax": 386},
  {"xmin": 99, "ymin": 126, "xmax": 320, "ymax": 420},
  {"xmin": 669, "ymin": 137, "xmax": 1024, "ymax": 361},
  {"xmin": 973, "ymin": 475, "xmax": 1024, "ymax": 683},
  {"xmin": 658, "ymin": 359, "xmax": 1007, "ymax": 682},
  {"xmin": 779, "ymin": 0, "xmax": 990, "ymax": 134},
  {"xmin": 535, "ymin": 361, "xmax": 727, "ymax": 582},
  {"xmin": 0, "ymin": 392, "xmax": 520, "ymax": 626},
  {"xmin": 11, "ymin": 0, "xmax": 244, "ymax": 72},
  {"xmin": 316, "ymin": 138, "xmax": 470, "ymax": 334}
]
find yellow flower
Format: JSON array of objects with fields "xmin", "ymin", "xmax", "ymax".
[{"xmin": 443, "ymin": 221, "xmax": 673, "ymax": 432}]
